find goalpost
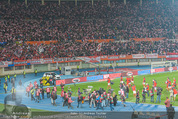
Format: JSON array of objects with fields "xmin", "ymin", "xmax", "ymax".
[{"xmin": 151, "ymin": 60, "xmax": 177, "ymax": 75}]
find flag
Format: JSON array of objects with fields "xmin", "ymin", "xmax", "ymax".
[
  {"xmin": 96, "ymin": 43, "xmax": 102, "ymax": 51},
  {"xmin": 56, "ymin": 62, "xmax": 59, "ymax": 71}
]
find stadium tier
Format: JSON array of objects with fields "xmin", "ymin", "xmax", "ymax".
[{"xmin": 0, "ymin": 0, "xmax": 178, "ymax": 118}]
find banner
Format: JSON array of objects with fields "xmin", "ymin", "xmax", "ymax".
[
  {"xmin": 103, "ymin": 74, "xmax": 110, "ymax": 79},
  {"xmin": 107, "ymin": 55, "xmax": 120, "ymax": 61},
  {"xmin": 13, "ymin": 60, "xmax": 28, "ymax": 66},
  {"xmin": 56, "ymin": 80, "xmax": 65, "ymax": 85},
  {"xmin": 65, "ymin": 77, "xmax": 87, "ymax": 84},
  {"xmin": 131, "ymin": 37, "xmax": 166, "ymax": 42},
  {"xmin": 76, "ymin": 39, "xmax": 114, "ymax": 43},
  {"xmin": 85, "ymin": 56, "xmax": 101, "ymax": 63},
  {"xmin": 96, "ymin": 43, "xmax": 102, "ymax": 51},
  {"xmin": 28, "ymin": 59, "xmax": 41, "ymax": 64},
  {"xmin": 166, "ymin": 53, "xmax": 178, "ymax": 60},
  {"xmin": 132, "ymin": 54, "xmax": 145, "ymax": 59},
  {"xmin": 109, "ymin": 73, "xmax": 121, "ymax": 79},
  {"xmin": 0, "ymin": 54, "xmax": 166, "ymax": 67},
  {"xmin": 121, "ymin": 71, "xmax": 138, "ymax": 77},
  {"xmin": 26, "ymin": 41, "xmax": 57, "ymax": 45},
  {"xmin": 0, "ymin": 61, "xmax": 8, "ymax": 67},
  {"xmin": 138, "ymin": 70, "xmax": 151, "ymax": 75},
  {"xmin": 40, "ymin": 58, "xmax": 53, "ymax": 64},
  {"xmin": 164, "ymin": 66, "xmax": 177, "ymax": 72},
  {"xmin": 87, "ymin": 75, "xmax": 103, "ymax": 81},
  {"xmin": 155, "ymin": 68, "xmax": 165, "ymax": 73},
  {"xmin": 146, "ymin": 54, "xmax": 158, "ymax": 58}
]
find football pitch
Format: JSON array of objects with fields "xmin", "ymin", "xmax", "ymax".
[{"xmin": 56, "ymin": 71, "xmax": 178, "ymax": 106}]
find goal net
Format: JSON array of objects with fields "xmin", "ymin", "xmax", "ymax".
[{"xmin": 151, "ymin": 60, "xmax": 177, "ymax": 75}]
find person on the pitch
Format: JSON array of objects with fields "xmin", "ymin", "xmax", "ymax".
[
  {"xmin": 164, "ymin": 97, "xmax": 170, "ymax": 110},
  {"xmin": 68, "ymin": 86, "xmax": 72, "ymax": 97},
  {"xmin": 40, "ymin": 78, "xmax": 43, "ymax": 88},
  {"xmin": 29, "ymin": 82, "xmax": 33, "ymax": 89},
  {"xmin": 168, "ymin": 79, "xmax": 172, "ymax": 91},
  {"xmin": 77, "ymin": 93, "xmax": 83, "ymax": 108},
  {"xmin": 169, "ymin": 88, "xmax": 174, "ymax": 102},
  {"xmin": 150, "ymin": 88, "xmax": 154, "ymax": 103},
  {"xmin": 11, "ymin": 87, "xmax": 16, "ymax": 100},
  {"xmin": 107, "ymin": 77, "xmax": 111, "ymax": 89},
  {"xmin": 153, "ymin": 79, "xmax": 157, "ymax": 92},
  {"xmin": 49, "ymin": 78, "xmax": 53, "ymax": 85},
  {"xmin": 68, "ymin": 96, "xmax": 73, "ymax": 109},
  {"xmin": 146, "ymin": 83, "xmax": 149, "ymax": 96},
  {"xmin": 121, "ymin": 89, "xmax": 126, "ymax": 107},
  {"xmin": 126, "ymin": 85, "xmax": 129, "ymax": 98},
  {"xmin": 120, "ymin": 75, "xmax": 123, "ymax": 84},
  {"xmin": 46, "ymin": 86, "xmax": 51, "ymax": 98},
  {"xmin": 31, "ymin": 87, "xmax": 35, "ymax": 101},
  {"xmin": 131, "ymin": 75, "xmax": 134, "ymax": 84},
  {"xmin": 78, "ymin": 88, "xmax": 81, "ymax": 96},
  {"xmin": 96, "ymin": 94, "xmax": 101, "ymax": 110},
  {"xmin": 109, "ymin": 96, "xmax": 114, "ymax": 111},
  {"xmin": 34, "ymin": 69, "xmax": 37, "ymax": 76},
  {"xmin": 173, "ymin": 87, "xmax": 177, "ymax": 101},
  {"xmin": 51, "ymin": 89, "xmax": 57, "ymax": 106},
  {"xmin": 63, "ymin": 91, "xmax": 68, "ymax": 107},
  {"xmin": 61, "ymin": 89, "xmax": 64, "ymax": 102},
  {"xmin": 14, "ymin": 73, "xmax": 16, "ymax": 81},
  {"xmin": 7, "ymin": 74, "xmax": 10, "ymax": 82},
  {"xmin": 136, "ymin": 90, "xmax": 140, "ymax": 104},
  {"xmin": 103, "ymin": 90, "xmax": 107, "ymax": 107},
  {"xmin": 53, "ymin": 85, "xmax": 57, "ymax": 94},
  {"xmin": 90, "ymin": 91, "xmax": 96, "ymax": 108},
  {"xmin": 41, "ymin": 88, "xmax": 45, "ymax": 99},
  {"xmin": 60, "ymin": 82, "xmax": 65, "ymax": 90},
  {"xmin": 5, "ymin": 79, "xmax": 8, "ymax": 86},
  {"xmin": 77, "ymin": 65, "xmax": 79, "ymax": 71},
  {"xmin": 143, "ymin": 77, "xmax": 146, "ymax": 87},
  {"xmin": 19, "ymin": 79, "xmax": 22, "ymax": 86},
  {"xmin": 173, "ymin": 78, "xmax": 176, "ymax": 88},
  {"xmin": 113, "ymin": 95, "xmax": 118, "ymax": 106},
  {"xmin": 23, "ymin": 70, "xmax": 26, "ymax": 78},
  {"xmin": 142, "ymin": 88, "xmax": 146, "ymax": 103},
  {"xmin": 34, "ymin": 80, "xmax": 37, "ymax": 87},
  {"xmin": 165, "ymin": 77, "xmax": 169, "ymax": 90},
  {"xmin": 126, "ymin": 77, "xmax": 131, "ymax": 87},
  {"xmin": 132, "ymin": 84, "xmax": 136, "ymax": 97},
  {"xmin": 100, "ymin": 94, "xmax": 105, "ymax": 109},
  {"xmin": 59, "ymin": 66, "xmax": 61, "ymax": 74},
  {"xmin": 106, "ymin": 91, "xmax": 111, "ymax": 106},
  {"xmin": 36, "ymin": 88, "xmax": 40, "ymax": 103},
  {"xmin": 167, "ymin": 104, "xmax": 175, "ymax": 119},
  {"xmin": 3, "ymin": 83, "xmax": 7, "ymax": 94},
  {"xmin": 11, "ymin": 78, "xmax": 15, "ymax": 87},
  {"xmin": 26, "ymin": 85, "xmax": 30, "ymax": 97},
  {"xmin": 156, "ymin": 87, "xmax": 162, "ymax": 103}
]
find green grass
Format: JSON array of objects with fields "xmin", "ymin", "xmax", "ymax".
[{"xmin": 55, "ymin": 71, "xmax": 178, "ymax": 106}]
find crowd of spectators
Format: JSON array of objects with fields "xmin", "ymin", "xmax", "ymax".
[
  {"xmin": 0, "ymin": 39, "xmax": 178, "ymax": 61},
  {"xmin": 0, "ymin": 0, "xmax": 177, "ymax": 61}
]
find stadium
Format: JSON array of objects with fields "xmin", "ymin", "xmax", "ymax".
[{"xmin": 0, "ymin": 0, "xmax": 178, "ymax": 119}]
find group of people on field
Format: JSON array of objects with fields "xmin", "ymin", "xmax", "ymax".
[{"xmin": 23, "ymin": 74, "xmax": 177, "ymax": 111}]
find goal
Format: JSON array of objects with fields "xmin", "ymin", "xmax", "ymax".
[{"xmin": 151, "ymin": 60, "xmax": 177, "ymax": 75}]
